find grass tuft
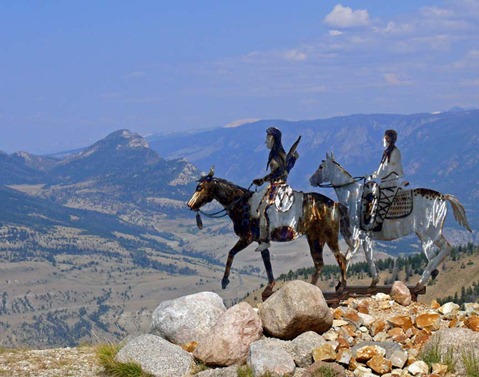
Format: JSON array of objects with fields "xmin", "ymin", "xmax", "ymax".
[
  {"xmin": 191, "ymin": 360, "xmax": 209, "ymax": 375},
  {"xmin": 419, "ymin": 337, "xmax": 456, "ymax": 373},
  {"xmin": 462, "ymin": 349, "xmax": 479, "ymax": 377},
  {"xmin": 311, "ymin": 365, "xmax": 342, "ymax": 377},
  {"xmin": 95, "ymin": 342, "xmax": 154, "ymax": 377},
  {"xmin": 235, "ymin": 365, "xmax": 297, "ymax": 377},
  {"xmin": 236, "ymin": 365, "xmax": 254, "ymax": 377}
]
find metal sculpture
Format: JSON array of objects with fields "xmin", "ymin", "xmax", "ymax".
[
  {"xmin": 309, "ymin": 152, "xmax": 472, "ymax": 290},
  {"xmin": 187, "ymin": 167, "xmax": 348, "ymax": 298}
]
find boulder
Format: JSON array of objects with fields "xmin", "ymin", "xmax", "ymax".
[
  {"xmin": 415, "ymin": 312, "xmax": 441, "ymax": 331},
  {"xmin": 465, "ymin": 315, "xmax": 479, "ymax": 331},
  {"xmin": 115, "ymin": 334, "xmax": 194, "ymax": 377},
  {"xmin": 290, "ymin": 331, "xmax": 326, "ymax": 367},
  {"xmin": 390, "ymin": 281, "xmax": 411, "ymax": 306},
  {"xmin": 258, "ymin": 280, "xmax": 333, "ymax": 340},
  {"xmin": 408, "ymin": 360, "xmax": 429, "ymax": 376},
  {"xmin": 193, "ymin": 302, "xmax": 262, "ymax": 366},
  {"xmin": 195, "ymin": 365, "xmax": 239, "ymax": 377},
  {"xmin": 424, "ymin": 328, "xmax": 479, "ymax": 375},
  {"xmin": 150, "ymin": 291, "xmax": 226, "ymax": 345},
  {"xmin": 248, "ymin": 339, "xmax": 296, "ymax": 377}
]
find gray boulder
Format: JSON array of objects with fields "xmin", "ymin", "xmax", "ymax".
[
  {"xmin": 195, "ymin": 365, "xmax": 239, "ymax": 377},
  {"xmin": 248, "ymin": 339, "xmax": 296, "ymax": 377},
  {"xmin": 291, "ymin": 331, "xmax": 327, "ymax": 367},
  {"xmin": 150, "ymin": 291, "xmax": 226, "ymax": 345},
  {"xmin": 115, "ymin": 334, "xmax": 194, "ymax": 377},
  {"xmin": 258, "ymin": 280, "xmax": 333, "ymax": 340}
]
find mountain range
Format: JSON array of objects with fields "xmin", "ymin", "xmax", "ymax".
[{"xmin": 0, "ymin": 109, "xmax": 477, "ymax": 347}]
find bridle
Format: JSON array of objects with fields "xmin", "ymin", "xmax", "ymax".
[
  {"xmin": 316, "ymin": 176, "xmax": 365, "ymax": 189},
  {"xmin": 195, "ymin": 181, "xmax": 254, "ymax": 219}
]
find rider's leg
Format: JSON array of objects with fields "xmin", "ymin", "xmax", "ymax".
[
  {"xmin": 372, "ymin": 186, "xmax": 397, "ymax": 232},
  {"xmin": 255, "ymin": 204, "xmax": 271, "ymax": 252}
]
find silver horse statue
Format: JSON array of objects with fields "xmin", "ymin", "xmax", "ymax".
[{"xmin": 309, "ymin": 152, "xmax": 472, "ymax": 290}]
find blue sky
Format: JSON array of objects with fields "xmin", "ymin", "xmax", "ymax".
[{"xmin": 1, "ymin": 1, "xmax": 478, "ymax": 154}]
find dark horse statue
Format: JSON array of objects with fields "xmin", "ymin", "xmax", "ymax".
[{"xmin": 187, "ymin": 168, "xmax": 349, "ymax": 298}]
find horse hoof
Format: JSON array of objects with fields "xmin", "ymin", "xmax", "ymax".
[
  {"xmin": 335, "ymin": 281, "xmax": 346, "ymax": 293},
  {"xmin": 413, "ymin": 283, "xmax": 425, "ymax": 293},
  {"xmin": 367, "ymin": 285, "xmax": 378, "ymax": 294},
  {"xmin": 337, "ymin": 286, "xmax": 346, "ymax": 295},
  {"xmin": 261, "ymin": 286, "xmax": 274, "ymax": 301},
  {"xmin": 431, "ymin": 269, "xmax": 439, "ymax": 280},
  {"xmin": 221, "ymin": 277, "xmax": 230, "ymax": 289}
]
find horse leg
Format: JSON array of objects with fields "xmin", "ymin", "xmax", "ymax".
[
  {"xmin": 260, "ymin": 249, "xmax": 275, "ymax": 287},
  {"xmin": 363, "ymin": 237, "xmax": 379, "ymax": 289},
  {"xmin": 417, "ymin": 235, "xmax": 451, "ymax": 288},
  {"xmin": 325, "ymin": 237, "xmax": 348, "ymax": 294},
  {"xmin": 260, "ymin": 249, "xmax": 277, "ymax": 300},
  {"xmin": 306, "ymin": 237, "xmax": 324, "ymax": 287},
  {"xmin": 222, "ymin": 238, "xmax": 252, "ymax": 289},
  {"xmin": 345, "ymin": 236, "xmax": 360, "ymax": 272}
]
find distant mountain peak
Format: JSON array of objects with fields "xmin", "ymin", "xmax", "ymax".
[
  {"xmin": 77, "ymin": 130, "xmax": 149, "ymax": 159},
  {"xmin": 13, "ymin": 151, "xmax": 33, "ymax": 161},
  {"xmin": 224, "ymin": 119, "xmax": 261, "ymax": 128},
  {"xmin": 99, "ymin": 129, "xmax": 149, "ymax": 149},
  {"xmin": 105, "ymin": 129, "xmax": 149, "ymax": 148}
]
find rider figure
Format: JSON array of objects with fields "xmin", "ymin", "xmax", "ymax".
[
  {"xmin": 253, "ymin": 127, "xmax": 300, "ymax": 252},
  {"xmin": 365, "ymin": 129, "xmax": 408, "ymax": 231}
]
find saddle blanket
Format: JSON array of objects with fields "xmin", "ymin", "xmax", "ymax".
[{"xmin": 386, "ymin": 188, "xmax": 413, "ymax": 219}]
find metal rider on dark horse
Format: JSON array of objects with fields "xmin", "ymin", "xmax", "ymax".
[{"xmin": 252, "ymin": 127, "xmax": 301, "ymax": 252}]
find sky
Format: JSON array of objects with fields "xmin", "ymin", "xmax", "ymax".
[{"xmin": 1, "ymin": 1, "xmax": 478, "ymax": 154}]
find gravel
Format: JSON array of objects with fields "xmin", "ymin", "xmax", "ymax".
[{"xmin": 0, "ymin": 346, "xmax": 103, "ymax": 377}]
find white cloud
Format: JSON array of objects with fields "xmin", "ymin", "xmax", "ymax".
[
  {"xmin": 282, "ymin": 49, "xmax": 307, "ymax": 62},
  {"xmin": 420, "ymin": 6, "xmax": 454, "ymax": 19},
  {"xmin": 329, "ymin": 30, "xmax": 343, "ymax": 36},
  {"xmin": 453, "ymin": 49, "xmax": 479, "ymax": 69},
  {"xmin": 383, "ymin": 73, "xmax": 410, "ymax": 86},
  {"xmin": 324, "ymin": 4, "xmax": 370, "ymax": 29},
  {"xmin": 379, "ymin": 21, "xmax": 414, "ymax": 35}
]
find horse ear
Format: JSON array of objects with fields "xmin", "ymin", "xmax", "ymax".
[
  {"xmin": 331, "ymin": 151, "xmax": 335, "ymax": 160},
  {"xmin": 208, "ymin": 166, "xmax": 215, "ymax": 177},
  {"xmin": 326, "ymin": 152, "xmax": 330, "ymax": 159}
]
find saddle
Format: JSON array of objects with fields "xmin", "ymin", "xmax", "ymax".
[{"xmin": 360, "ymin": 183, "xmax": 413, "ymax": 231}]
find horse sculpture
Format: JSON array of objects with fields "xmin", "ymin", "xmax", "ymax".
[
  {"xmin": 187, "ymin": 167, "xmax": 349, "ymax": 297},
  {"xmin": 309, "ymin": 152, "xmax": 472, "ymax": 290}
]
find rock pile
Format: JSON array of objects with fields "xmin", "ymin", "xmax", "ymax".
[{"xmin": 116, "ymin": 280, "xmax": 479, "ymax": 377}]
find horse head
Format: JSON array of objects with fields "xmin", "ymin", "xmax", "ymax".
[
  {"xmin": 309, "ymin": 152, "xmax": 337, "ymax": 187},
  {"xmin": 187, "ymin": 166, "xmax": 216, "ymax": 211}
]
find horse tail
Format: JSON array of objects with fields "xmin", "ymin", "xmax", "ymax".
[
  {"xmin": 337, "ymin": 202, "xmax": 353, "ymax": 242},
  {"xmin": 445, "ymin": 194, "xmax": 472, "ymax": 232}
]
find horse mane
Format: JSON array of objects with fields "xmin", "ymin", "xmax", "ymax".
[
  {"xmin": 213, "ymin": 177, "xmax": 251, "ymax": 194},
  {"xmin": 332, "ymin": 159, "xmax": 354, "ymax": 179}
]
